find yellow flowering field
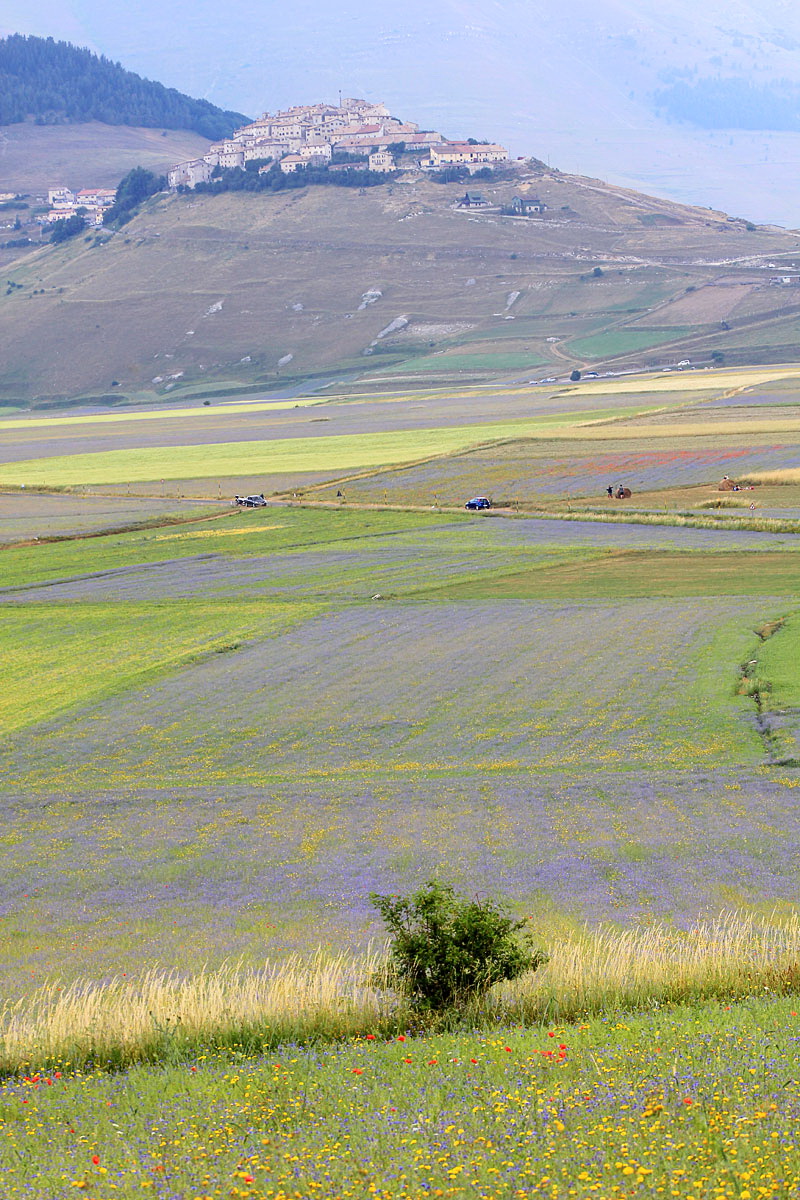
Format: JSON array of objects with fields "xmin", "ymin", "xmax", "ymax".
[{"xmin": 3, "ymin": 995, "xmax": 800, "ymax": 1199}]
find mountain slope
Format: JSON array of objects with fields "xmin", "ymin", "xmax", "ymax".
[
  {"xmin": 0, "ymin": 34, "xmax": 248, "ymax": 138},
  {"xmin": 2, "ymin": 169, "xmax": 799, "ymax": 404}
]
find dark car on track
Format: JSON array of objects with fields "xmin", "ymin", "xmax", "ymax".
[
  {"xmin": 465, "ymin": 496, "xmax": 491, "ymax": 510},
  {"xmin": 233, "ymin": 494, "xmax": 267, "ymax": 508}
]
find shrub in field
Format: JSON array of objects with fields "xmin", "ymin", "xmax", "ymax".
[{"xmin": 370, "ymin": 880, "xmax": 545, "ymax": 1012}]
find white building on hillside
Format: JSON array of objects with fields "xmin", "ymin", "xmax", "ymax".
[
  {"xmin": 429, "ymin": 143, "xmax": 508, "ymax": 169},
  {"xmin": 218, "ymin": 145, "xmax": 245, "ymax": 169},
  {"xmin": 76, "ymin": 188, "xmax": 116, "ymax": 208},
  {"xmin": 369, "ymin": 151, "xmax": 396, "ymax": 172},
  {"xmin": 167, "ymin": 98, "xmax": 508, "ymax": 189},
  {"xmin": 279, "ymin": 155, "xmax": 305, "ymax": 173},
  {"xmin": 168, "ymin": 159, "xmax": 213, "ymax": 189},
  {"xmin": 298, "ymin": 142, "xmax": 332, "ymax": 161},
  {"xmin": 48, "ymin": 187, "xmax": 75, "ymax": 208},
  {"xmin": 243, "ymin": 141, "xmax": 290, "ymax": 163}
]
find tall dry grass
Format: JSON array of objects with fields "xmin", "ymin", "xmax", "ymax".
[
  {"xmin": 535, "ymin": 506, "xmax": 800, "ymax": 534},
  {"xmin": 494, "ymin": 911, "xmax": 800, "ymax": 1021},
  {"xmin": 741, "ymin": 469, "xmax": 800, "ymax": 486},
  {"xmin": 3, "ymin": 913, "xmax": 800, "ymax": 1076},
  {"xmin": 0, "ymin": 950, "xmax": 394, "ymax": 1076}
]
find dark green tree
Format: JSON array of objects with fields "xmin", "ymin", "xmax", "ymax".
[
  {"xmin": 50, "ymin": 213, "xmax": 85, "ymax": 243},
  {"xmin": 104, "ymin": 167, "xmax": 165, "ymax": 226},
  {"xmin": 370, "ymin": 880, "xmax": 545, "ymax": 1012}
]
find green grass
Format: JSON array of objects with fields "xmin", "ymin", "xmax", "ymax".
[
  {"xmin": 422, "ymin": 549, "xmax": 800, "ymax": 600},
  {"xmin": 759, "ymin": 613, "xmax": 800, "ymax": 706},
  {"xmin": 386, "ymin": 352, "xmax": 547, "ymax": 374},
  {"xmin": 0, "ymin": 600, "xmax": 320, "ymax": 734},
  {"xmin": 569, "ymin": 327, "xmax": 693, "ymax": 359},
  {"xmin": 4, "ymin": 994, "xmax": 800, "ymax": 1198},
  {"xmin": 0, "ymin": 506, "xmax": 448, "ymax": 590}
]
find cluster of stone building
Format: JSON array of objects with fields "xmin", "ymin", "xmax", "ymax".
[
  {"xmin": 168, "ymin": 98, "xmax": 508, "ymax": 190},
  {"xmin": 43, "ymin": 186, "xmax": 116, "ymax": 226}
]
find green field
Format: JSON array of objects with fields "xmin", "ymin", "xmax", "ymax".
[
  {"xmin": 569, "ymin": 326, "xmax": 693, "ymax": 360},
  {"xmin": 759, "ymin": 612, "xmax": 800, "ymax": 706},
  {"xmin": 427, "ymin": 548, "xmax": 800, "ymax": 599},
  {"xmin": 1, "ymin": 496, "xmax": 799, "ymax": 984},
  {"xmin": 0, "ymin": 408, "xmax": 661, "ymax": 487},
  {"xmin": 0, "ymin": 599, "xmax": 318, "ymax": 734}
]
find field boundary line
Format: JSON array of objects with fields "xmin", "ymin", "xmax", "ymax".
[{"xmin": 0, "ymin": 502, "xmax": 236, "ymax": 553}]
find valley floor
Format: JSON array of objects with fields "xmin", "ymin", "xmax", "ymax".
[{"xmin": 2, "ymin": 365, "xmax": 800, "ymax": 1196}]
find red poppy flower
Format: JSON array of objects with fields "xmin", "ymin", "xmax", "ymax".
[{"xmin": 91, "ymin": 1155, "xmax": 100, "ymax": 1166}]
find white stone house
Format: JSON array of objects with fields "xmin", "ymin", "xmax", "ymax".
[
  {"xmin": 76, "ymin": 188, "xmax": 116, "ymax": 208},
  {"xmin": 48, "ymin": 187, "xmax": 75, "ymax": 208},
  {"xmin": 243, "ymin": 140, "xmax": 292, "ymax": 163},
  {"xmin": 298, "ymin": 142, "xmax": 332, "ymax": 161},
  {"xmin": 218, "ymin": 146, "xmax": 245, "ymax": 170},
  {"xmin": 279, "ymin": 154, "xmax": 306, "ymax": 173},
  {"xmin": 429, "ymin": 143, "xmax": 508, "ymax": 168},
  {"xmin": 368, "ymin": 151, "xmax": 395, "ymax": 172},
  {"xmin": 168, "ymin": 159, "xmax": 213, "ymax": 189}
]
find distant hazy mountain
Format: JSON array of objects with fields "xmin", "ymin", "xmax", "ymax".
[{"xmin": 4, "ymin": 1, "xmax": 800, "ymax": 224}]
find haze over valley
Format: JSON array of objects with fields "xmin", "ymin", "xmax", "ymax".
[{"xmin": 5, "ymin": 0, "xmax": 800, "ymax": 224}]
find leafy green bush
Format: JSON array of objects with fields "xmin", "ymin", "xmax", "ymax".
[{"xmin": 370, "ymin": 880, "xmax": 545, "ymax": 1012}]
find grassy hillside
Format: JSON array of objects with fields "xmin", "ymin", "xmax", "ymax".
[
  {"xmin": 3, "ymin": 168, "xmax": 800, "ymax": 402},
  {"xmin": 0, "ymin": 120, "xmax": 211, "ymax": 192}
]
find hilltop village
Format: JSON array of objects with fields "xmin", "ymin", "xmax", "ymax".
[{"xmin": 168, "ymin": 97, "xmax": 509, "ymax": 188}]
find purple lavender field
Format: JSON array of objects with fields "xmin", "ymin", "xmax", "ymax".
[
  {"xmin": 3, "ymin": 764, "xmax": 800, "ymax": 992},
  {"xmin": 316, "ymin": 441, "xmax": 800, "ymax": 504},
  {"xmin": 2, "ymin": 494, "xmax": 799, "ymax": 994}
]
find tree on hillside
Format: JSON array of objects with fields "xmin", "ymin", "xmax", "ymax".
[
  {"xmin": 104, "ymin": 167, "xmax": 165, "ymax": 226},
  {"xmin": 50, "ymin": 213, "xmax": 85, "ymax": 243}
]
